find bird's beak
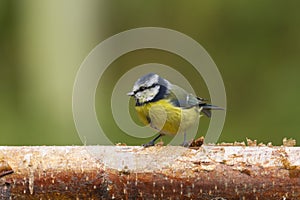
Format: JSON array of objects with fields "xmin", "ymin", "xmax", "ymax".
[{"xmin": 127, "ymin": 91, "xmax": 135, "ymax": 96}]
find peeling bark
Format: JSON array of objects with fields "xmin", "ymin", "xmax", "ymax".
[{"xmin": 0, "ymin": 146, "xmax": 299, "ymax": 199}]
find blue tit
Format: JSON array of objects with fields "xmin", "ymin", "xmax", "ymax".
[{"xmin": 127, "ymin": 73, "xmax": 223, "ymax": 147}]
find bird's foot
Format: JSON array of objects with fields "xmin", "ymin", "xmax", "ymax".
[
  {"xmin": 142, "ymin": 141, "xmax": 155, "ymax": 148},
  {"xmin": 181, "ymin": 141, "xmax": 191, "ymax": 148},
  {"xmin": 142, "ymin": 134, "xmax": 163, "ymax": 148}
]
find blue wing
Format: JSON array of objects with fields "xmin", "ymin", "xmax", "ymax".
[{"xmin": 168, "ymin": 85, "xmax": 223, "ymax": 117}]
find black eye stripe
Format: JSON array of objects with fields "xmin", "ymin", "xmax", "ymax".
[{"xmin": 134, "ymin": 83, "xmax": 159, "ymax": 95}]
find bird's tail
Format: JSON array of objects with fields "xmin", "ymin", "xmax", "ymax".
[{"xmin": 200, "ymin": 104, "xmax": 224, "ymax": 118}]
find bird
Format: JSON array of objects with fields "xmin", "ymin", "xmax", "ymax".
[{"xmin": 127, "ymin": 73, "xmax": 223, "ymax": 147}]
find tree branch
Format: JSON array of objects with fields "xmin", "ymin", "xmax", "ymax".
[{"xmin": 0, "ymin": 146, "xmax": 299, "ymax": 199}]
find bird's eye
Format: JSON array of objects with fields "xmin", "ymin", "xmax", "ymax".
[{"xmin": 140, "ymin": 86, "xmax": 146, "ymax": 91}]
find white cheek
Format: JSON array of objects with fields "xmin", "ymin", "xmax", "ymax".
[
  {"xmin": 145, "ymin": 95, "xmax": 154, "ymax": 101},
  {"xmin": 135, "ymin": 92, "xmax": 146, "ymax": 102},
  {"xmin": 135, "ymin": 92, "xmax": 142, "ymax": 98},
  {"xmin": 145, "ymin": 87, "xmax": 159, "ymax": 101}
]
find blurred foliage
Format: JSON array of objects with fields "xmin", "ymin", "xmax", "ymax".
[{"xmin": 0, "ymin": 1, "xmax": 299, "ymax": 145}]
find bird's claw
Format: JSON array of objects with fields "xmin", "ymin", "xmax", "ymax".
[
  {"xmin": 142, "ymin": 141, "xmax": 155, "ymax": 148},
  {"xmin": 181, "ymin": 141, "xmax": 191, "ymax": 148}
]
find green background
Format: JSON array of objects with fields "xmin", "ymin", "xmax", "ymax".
[{"xmin": 1, "ymin": 1, "xmax": 299, "ymax": 146}]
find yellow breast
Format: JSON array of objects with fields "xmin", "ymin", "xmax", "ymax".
[{"xmin": 135, "ymin": 99, "xmax": 200, "ymax": 135}]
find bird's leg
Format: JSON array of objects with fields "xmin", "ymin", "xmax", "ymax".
[
  {"xmin": 181, "ymin": 132, "xmax": 190, "ymax": 147},
  {"xmin": 143, "ymin": 133, "xmax": 163, "ymax": 147}
]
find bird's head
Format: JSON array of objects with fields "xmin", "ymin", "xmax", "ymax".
[{"xmin": 127, "ymin": 73, "xmax": 170, "ymax": 105}]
